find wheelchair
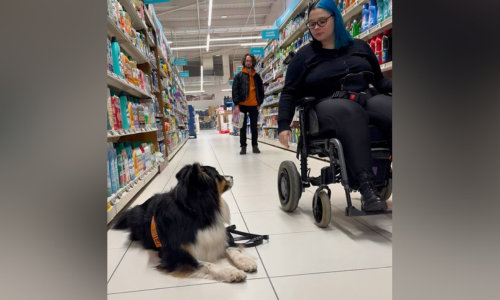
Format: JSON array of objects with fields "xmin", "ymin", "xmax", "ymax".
[{"xmin": 277, "ymin": 96, "xmax": 393, "ymax": 228}]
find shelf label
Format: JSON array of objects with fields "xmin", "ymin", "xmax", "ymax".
[{"xmin": 262, "ymin": 29, "xmax": 279, "ymax": 39}]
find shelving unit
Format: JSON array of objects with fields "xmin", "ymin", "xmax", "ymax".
[{"xmin": 107, "ymin": 1, "xmax": 189, "ymax": 224}]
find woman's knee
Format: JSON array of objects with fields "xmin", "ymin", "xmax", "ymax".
[
  {"xmin": 365, "ymin": 95, "xmax": 392, "ymax": 120},
  {"xmin": 316, "ymin": 99, "xmax": 369, "ymax": 125}
]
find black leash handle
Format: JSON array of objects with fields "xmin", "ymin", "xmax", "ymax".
[{"xmin": 226, "ymin": 225, "xmax": 269, "ymax": 248}]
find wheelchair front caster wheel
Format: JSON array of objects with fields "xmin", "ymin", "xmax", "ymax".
[
  {"xmin": 313, "ymin": 190, "xmax": 331, "ymax": 228},
  {"xmin": 278, "ymin": 161, "xmax": 302, "ymax": 212}
]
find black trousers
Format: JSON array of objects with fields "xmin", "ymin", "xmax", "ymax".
[
  {"xmin": 314, "ymin": 95, "xmax": 392, "ymax": 181},
  {"xmin": 239, "ymin": 105, "xmax": 259, "ymax": 147}
]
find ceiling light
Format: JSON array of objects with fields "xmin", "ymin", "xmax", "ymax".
[
  {"xmin": 200, "ymin": 65, "xmax": 204, "ymax": 92},
  {"xmin": 210, "ymin": 36, "xmax": 262, "ymax": 42},
  {"xmin": 221, "ymin": 89, "xmax": 232, "ymax": 91},
  {"xmin": 206, "ymin": 34, "xmax": 210, "ymax": 51},
  {"xmin": 221, "ymin": 16, "xmax": 228, "ymax": 19},
  {"xmin": 172, "ymin": 42, "xmax": 269, "ymax": 51},
  {"xmin": 208, "ymin": 0, "xmax": 213, "ymax": 27}
]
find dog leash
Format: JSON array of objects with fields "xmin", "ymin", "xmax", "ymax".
[{"xmin": 226, "ymin": 225, "xmax": 269, "ymax": 248}]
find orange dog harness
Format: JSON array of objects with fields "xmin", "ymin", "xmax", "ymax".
[{"xmin": 151, "ymin": 216, "xmax": 162, "ymax": 248}]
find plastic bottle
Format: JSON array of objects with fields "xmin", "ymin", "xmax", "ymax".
[
  {"xmin": 128, "ymin": 56, "xmax": 139, "ymax": 86},
  {"xmin": 141, "ymin": 100, "xmax": 150, "ymax": 128},
  {"xmin": 111, "ymin": 37, "xmax": 122, "ymax": 77},
  {"xmin": 117, "ymin": 91, "xmax": 129, "ymax": 130},
  {"xmin": 119, "ymin": 143, "xmax": 130, "ymax": 184},
  {"xmin": 375, "ymin": 33, "xmax": 383, "ymax": 64},
  {"xmin": 114, "ymin": 144, "xmax": 125, "ymax": 188},
  {"xmin": 352, "ymin": 19, "xmax": 360, "ymax": 37},
  {"xmin": 107, "ymin": 160, "xmax": 112, "ymax": 197},
  {"xmin": 127, "ymin": 98, "xmax": 135, "ymax": 129},
  {"xmin": 377, "ymin": 0, "xmax": 385, "ymax": 24},
  {"xmin": 132, "ymin": 143, "xmax": 140, "ymax": 178},
  {"xmin": 382, "ymin": 30, "xmax": 390, "ymax": 63},
  {"xmin": 137, "ymin": 99, "xmax": 145, "ymax": 129},
  {"xmin": 107, "ymin": 88, "xmax": 115, "ymax": 130},
  {"xmin": 383, "ymin": 0, "xmax": 390, "ymax": 20},
  {"xmin": 388, "ymin": 0, "xmax": 392, "ymax": 18},
  {"xmin": 370, "ymin": 37, "xmax": 377, "ymax": 53},
  {"xmin": 368, "ymin": 0, "xmax": 378, "ymax": 29},
  {"xmin": 338, "ymin": 0, "xmax": 344, "ymax": 12},
  {"xmin": 362, "ymin": 4, "xmax": 370, "ymax": 32},
  {"xmin": 111, "ymin": 90, "xmax": 123, "ymax": 130},
  {"xmin": 125, "ymin": 142, "xmax": 135, "ymax": 181},
  {"xmin": 107, "ymin": 38, "xmax": 113, "ymax": 73},
  {"xmin": 124, "ymin": 55, "xmax": 133, "ymax": 84}
]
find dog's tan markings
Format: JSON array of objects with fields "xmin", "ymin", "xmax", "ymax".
[
  {"xmin": 159, "ymin": 266, "xmax": 196, "ymax": 279},
  {"xmin": 181, "ymin": 244, "xmax": 195, "ymax": 257}
]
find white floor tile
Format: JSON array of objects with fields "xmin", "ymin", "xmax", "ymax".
[
  {"xmin": 108, "ymin": 229, "xmax": 132, "ymax": 249},
  {"xmin": 271, "ymin": 268, "xmax": 392, "ymax": 300},
  {"xmin": 257, "ymin": 230, "xmax": 392, "ymax": 277},
  {"xmin": 108, "ymin": 248, "xmax": 128, "ymax": 282},
  {"xmin": 108, "ymin": 242, "xmax": 267, "ymax": 294},
  {"xmin": 108, "ymin": 278, "xmax": 277, "ymax": 300}
]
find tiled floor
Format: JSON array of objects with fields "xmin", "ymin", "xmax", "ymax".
[{"xmin": 107, "ymin": 131, "xmax": 393, "ymax": 299}]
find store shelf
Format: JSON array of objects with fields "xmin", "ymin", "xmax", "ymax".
[
  {"xmin": 264, "ymin": 113, "xmax": 279, "ymax": 117},
  {"xmin": 262, "ymin": 100, "xmax": 280, "ymax": 108},
  {"xmin": 265, "ymin": 38, "xmax": 275, "ymax": 48},
  {"xmin": 144, "ymin": 8, "xmax": 157, "ymax": 32},
  {"xmin": 279, "ymin": 20, "xmax": 307, "ymax": 50},
  {"xmin": 146, "ymin": 32, "xmax": 156, "ymax": 48},
  {"xmin": 260, "ymin": 46, "xmax": 275, "ymax": 64},
  {"xmin": 278, "ymin": 0, "xmax": 310, "ymax": 31},
  {"xmin": 118, "ymin": 0, "xmax": 147, "ymax": 31},
  {"xmin": 158, "ymin": 159, "xmax": 169, "ymax": 173},
  {"xmin": 107, "ymin": 71, "xmax": 154, "ymax": 98},
  {"xmin": 357, "ymin": 17, "xmax": 393, "ymax": 41},
  {"xmin": 107, "ymin": 163, "xmax": 159, "ymax": 224},
  {"xmin": 264, "ymin": 84, "xmax": 285, "ymax": 96},
  {"xmin": 341, "ymin": 0, "xmax": 370, "ymax": 22},
  {"xmin": 380, "ymin": 61, "xmax": 393, "ymax": 72},
  {"xmin": 107, "ymin": 127, "xmax": 158, "ymax": 139},
  {"xmin": 168, "ymin": 139, "xmax": 188, "ymax": 161},
  {"xmin": 107, "ymin": 17, "xmax": 149, "ymax": 64},
  {"xmin": 262, "ymin": 126, "xmax": 278, "ymax": 129}
]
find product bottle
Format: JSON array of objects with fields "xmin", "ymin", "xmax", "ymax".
[
  {"xmin": 107, "ymin": 38, "xmax": 113, "ymax": 73},
  {"xmin": 132, "ymin": 143, "xmax": 140, "ymax": 178},
  {"xmin": 134, "ymin": 99, "xmax": 140, "ymax": 129},
  {"xmin": 107, "ymin": 160, "xmax": 112, "ymax": 197},
  {"xmin": 125, "ymin": 142, "xmax": 135, "ymax": 181},
  {"xmin": 388, "ymin": 0, "xmax": 392, "ymax": 17},
  {"xmin": 118, "ymin": 91, "xmax": 130, "ymax": 130},
  {"xmin": 338, "ymin": 0, "xmax": 344, "ymax": 13},
  {"xmin": 137, "ymin": 99, "xmax": 145, "ymax": 129},
  {"xmin": 127, "ymin": 98, "xmax": 135, "ymax": 129},
  {"xmin": 110, "ymin": 90, "xmax": 123, "ymax": 130},
  {"xmin": 362, "ymin": 4, "xmax": 370, "ymax": 32},
  {"xmin": 107, "ymin": 88, "xmax": 115, "ymax": 130},
  {"xmin": 119, "ymin": 143, "xmax": 130, "ymax": 184},
  {"xmin": 370, "ymin": 37, "xmax": 377, "ymax": 53},
  {"xmin": 382, "ymin": 30, "xmax": 390, "ymax": 63},
  {"xmin": 141, "ymin": 100, "xmax": 150, "ymax": 128},
  {"xmin": 352, "ymin": 19, "xmax": 360, "ymax": 37},
  {"xmin": 114, "ymin": 144, "xmax": 125, "ymax": 188},
  {"xmin": 383, "ymin": 0, "xmax": 390, "ymax": 20},
  {"xmin": 375, "ymin": 33, "xmax": 383, "ymax": 64},
  {"xmin": 128, "ymin": 56, "xmax": 139, "ymax": 86},
  {"xmin": 124, "ymin": 55, "xmax": 133, "ymax": 84},
  {"xmin": 368, "ymin": 0, "xmax": 378, "ymax": 29},
  {"xmin": 111, "ymin": 37, "xmax": 122, "ymax": 77},
  {"xmin": 377, "ymin": 0, "xmax": 385, "ymax": 24}
]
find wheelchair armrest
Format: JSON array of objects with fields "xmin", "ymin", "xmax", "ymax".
[{"xmin": 296, "ymin": 97, "xmax": 317, "ymax": 108}]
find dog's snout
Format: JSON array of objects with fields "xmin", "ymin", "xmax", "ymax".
[{"xmin": 223, "ymin": 175, "xmax": 234, "ymax": 189}]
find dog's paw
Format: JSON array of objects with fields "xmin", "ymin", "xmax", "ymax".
[
  {"xmin": 219, "ymin": 268, "xmax": 247, "ymax": 283},
  {"xmin": 233, "ymin": 256, "xmax": 258, "ymax": 273}
]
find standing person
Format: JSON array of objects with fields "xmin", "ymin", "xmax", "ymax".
[
  {"xmin": 232, "ymin": 53, "xmax": 265, "ymax": 155},
  {"xmin": 278, "ymin": 0, "xmax": 392, "ymax": 212}
]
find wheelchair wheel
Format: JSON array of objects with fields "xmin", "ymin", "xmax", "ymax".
[
  {"xmin": 312, "ymin": 190, "xmax": 331, "ymax": 228},
  {"xmin": 380, "ymin": 177, "xmax": 392, "ymax": 201},
  {"xmin": 278, "ymin": 161, "xmax": 302, "ymax": 212}
]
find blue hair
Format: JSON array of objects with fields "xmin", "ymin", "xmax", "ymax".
[{"xmin": 309, "ymin": 0, "xmax": 354, "ymax": 49}]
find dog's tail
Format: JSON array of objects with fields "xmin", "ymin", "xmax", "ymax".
[{"xmin": 113, "ymin": 210, "xmax": 130, "ymax": 230}]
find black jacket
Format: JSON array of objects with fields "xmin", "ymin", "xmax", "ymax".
[{"xmin": 232, "ymin": 69, "xmax": 265, "ymax": 106}]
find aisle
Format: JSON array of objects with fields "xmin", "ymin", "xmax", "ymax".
[{"xmin": 107, "ymin": 131, "xmax": 392, "ymax": 299}]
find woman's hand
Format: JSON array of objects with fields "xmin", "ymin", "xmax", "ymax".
[
  {"xmin": 234, "ymin": 105, "xmax": 240, "ymax": 114},
  {"xmin": 279, "ymin": 130, "xmax": 292, "ymax": 149}
]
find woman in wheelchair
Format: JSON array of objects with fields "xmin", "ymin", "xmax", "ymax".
[{"xmin": 278, "ymin": 0, "xmax": 392, "ymax": 212}]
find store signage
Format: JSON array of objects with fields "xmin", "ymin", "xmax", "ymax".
[
  {"xmin": 145, "ymin": 0, "xmax": 171, "ymax": 4},
  {"xmin": 179, "ymin": 71, "xmax": 190, "ymax": 78},
  {"xmin": 261, "ymin": 29, "xmax": 279, "ymax": 39},
  {"xmin": 229, "ymin": 80, "xmax": 233, "ymax": 86},
  {"xmin": 275, "ymin": 0, "xmax": 302, "ymax": 28},
  {"xmin": 238, "ymin": 66, "xmax": 243, "ymax": 72},
  {"xmin": 250, "ymin": 47, "xmax": 264, "ymax": 55},
  {"xmin": 174, "ymin": 58, "xmax": 188, "ymax": 66}
]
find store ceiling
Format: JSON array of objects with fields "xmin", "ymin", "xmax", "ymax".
[{"xmin": 153, "ymin": 0, "xmax": 280, "ymax": 62}]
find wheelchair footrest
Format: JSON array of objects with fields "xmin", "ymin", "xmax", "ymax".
[{"xmin": 345, "ymin": 206, "xmax": 392, "ymax": 217}]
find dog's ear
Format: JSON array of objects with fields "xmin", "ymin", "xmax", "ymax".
[{"xmin": 176, "ymin": 163, "xmax": 211, "ymax": 185}]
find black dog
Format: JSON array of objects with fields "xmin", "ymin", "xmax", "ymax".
[{"xmin": 113, "ymin": 163, "xmax": 257, "ymax": 282}]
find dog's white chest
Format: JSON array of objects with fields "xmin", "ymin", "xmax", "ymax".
[{"xmin": 193, "ymin": 222, "xmax": 228, "ymax": 262}]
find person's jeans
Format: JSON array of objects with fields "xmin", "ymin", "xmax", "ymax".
[{"xmin": 239, "ymin": 105, "xmax": 259, "ymax": 147}]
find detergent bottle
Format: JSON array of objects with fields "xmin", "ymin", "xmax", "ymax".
[
  {"xmin": 368, "ymin": 0, "xmax": 378, "ymax": 29},
  {"xmin": 118, "ymin": 91, "xmax": 130, "ymax": 130},
  {"xmin": 362, "ymin": 4, "xmax": 370, "ymax": 32},
  {"xmin": 375, "ymin": 33, "xmax": 383, "ymax": 64},
  {"xmin": 110, "ymin": 37, "xmax": 122, "ymax": 77}
]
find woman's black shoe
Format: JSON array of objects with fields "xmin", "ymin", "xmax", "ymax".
[
  {"xmin": 357, "ymin": 171, "xmax": 387, "ymax": 212},
  {"xmin": 240, "ymin": 147, "xmax": 246, "ymax": 155}
]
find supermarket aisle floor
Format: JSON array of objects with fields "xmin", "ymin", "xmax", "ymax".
[{"xmin": 107, "ymin": 131, "xmax": 392, "ymax": 299}]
